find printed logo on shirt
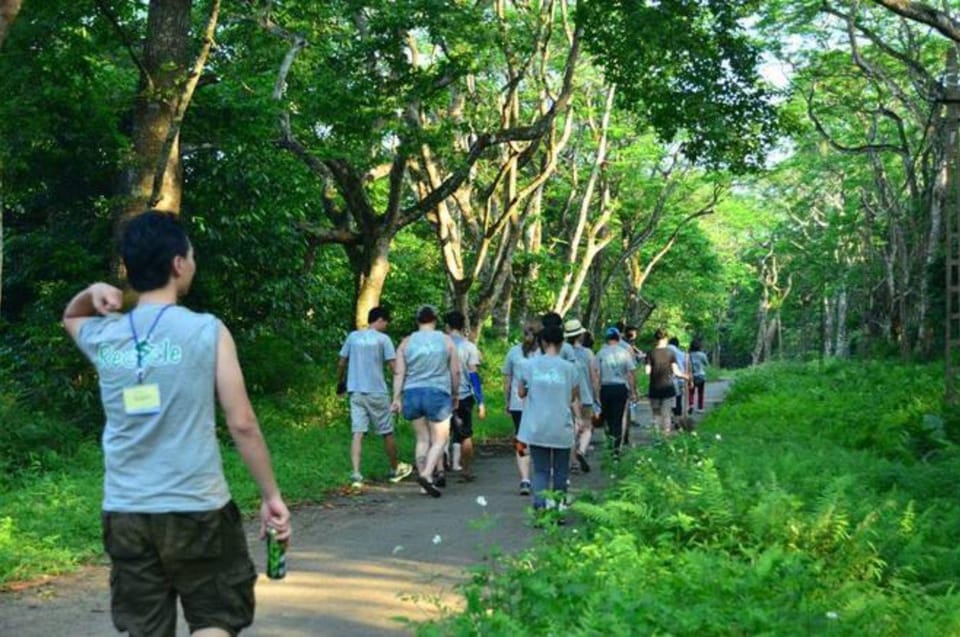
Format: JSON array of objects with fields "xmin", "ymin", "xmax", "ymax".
[
  {"xmin": 96, "ymin": 338, "xmax": 184, "ymax": 370},
  {"xmin": 531, "ymin": 367, "xmax": 566, "ymax": 385}
]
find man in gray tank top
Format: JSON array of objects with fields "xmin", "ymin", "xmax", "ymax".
[{"xmin": 63, "ymin": 211, "xmax": 291, "ymax": 637}]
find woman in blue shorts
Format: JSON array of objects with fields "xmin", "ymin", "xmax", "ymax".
[{"xmin": 392, "ymin": 305, "xmax": 461, "ymax": 497}]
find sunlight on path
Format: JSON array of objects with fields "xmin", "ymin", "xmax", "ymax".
[{"xmin": 0, "ymin": 382, "xmax": 730, "ymax": 636}]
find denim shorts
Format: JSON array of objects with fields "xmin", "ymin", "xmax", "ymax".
[{"xmin": 402, "ymin": 387, "xmax": 453, "ymax": 422}]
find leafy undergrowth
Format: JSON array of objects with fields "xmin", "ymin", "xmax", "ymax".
[
  {"xmin": 421, "ymin": 360, "xmax": 960, "ymax": 636},
  {"xmin": 0, "ymin": 356, "xmax": 515, "ymax": 587}
]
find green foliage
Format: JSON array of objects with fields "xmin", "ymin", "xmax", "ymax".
[
  {"xmin": 578, "ymin": 0, "xmax": 780, "ymax": 172},
  {"xmin": 0, "ymin": 346, "xmax": 516, "ymax": 585},
  {"xmin": 422, "ymin": 360, "xmax": 960, "ymax": 635}
]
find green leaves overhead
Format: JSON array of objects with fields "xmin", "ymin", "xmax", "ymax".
[{"xmin": 578, "ymin": 0, "xmax": 780, "ymax": 172}]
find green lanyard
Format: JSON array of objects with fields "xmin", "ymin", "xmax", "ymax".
[{"xmin": 128, "ymin": 305, "xmax": 172, "ymax": 384}]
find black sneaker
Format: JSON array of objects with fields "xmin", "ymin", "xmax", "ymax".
[
  {"xmin": 519, "ymin": 480, "xmax": 532, "ymax": 495},
  {"xmin": 435, "ymin": 473, "xmax": 447, "ymax": 488},
  {"xmin": 576, "ymin": 452, "xmax": 591, "ymax": 473},
  {"xmin": 417, "ymin": 475, "xmax": 442, "ymax": 498}
]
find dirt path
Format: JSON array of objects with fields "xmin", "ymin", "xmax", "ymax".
[{"xmin": 0, "ymin": 381, "xmax": 730, "ymax": 636}]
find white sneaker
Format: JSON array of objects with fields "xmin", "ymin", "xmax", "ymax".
[{"xmin": 389, "ymin": 462, "xmax": 413, "ymax": 483}]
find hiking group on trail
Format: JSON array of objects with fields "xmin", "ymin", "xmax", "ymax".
[{"xmin": 62, "ymin": 210, "xmax": 709, "ymax": 636}]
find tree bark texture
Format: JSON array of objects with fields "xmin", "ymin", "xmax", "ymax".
[{"xmin": 122, "ymin": 0, "xmax": 192, "ymax": 222}]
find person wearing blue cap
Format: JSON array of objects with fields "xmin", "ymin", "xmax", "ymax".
[{"xmin": 591, "ymin": 326, "xmax": 637, "ymax": 457}]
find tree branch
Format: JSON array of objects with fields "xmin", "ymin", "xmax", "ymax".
[
  {"xmin": 868, "ymin": 0, "xmax": 960, "ymax": 43},
  {"xmin": 94, "ymin": 0, "xmax": 152, "ymax": 89}
]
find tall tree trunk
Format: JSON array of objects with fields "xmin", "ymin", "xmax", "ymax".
[
  {"xmin": 122, "ymin": 0, "xmax": 192, "ymax": 223},
  {"xmin": 354, "ymin": 237, "xmax": 392, "ymax": 329},
  {"xmin": 584, "ymin": 254, "xmax": 604, "ymax": 334},
  {"xmin": 822, "ymin": 294, "xmax": 834, "ymax": 357},
  {"xmin": 835, "ymin": 285, "xmax": 849, "ymax": 357},
  {"xmin": 490, "ymin": 272, "xmax": 512, "ymax": 340}
]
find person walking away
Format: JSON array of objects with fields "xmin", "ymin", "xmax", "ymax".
[
  {"xmin": 687, "ymin": 339, "xmax": 709, "ymax": 413},
  {"xmin": 502, "ymin": 319, "xmax": 541, "ymax": 495},
  {"xmin": 392, "ymin": 305, "xmax": 460, "ymax": 497},
  {"xmin": 592, "ymin": 327, "xmax": 637, "ymax": 458},
  {"xmin": 337, "ymin": 306, "xmax": 413, "ymax": 489},
  {"xmin": 445, "ymin": 310, "xmax": 486, "ymax": 482},
  {"xmin": 564, "ymin": 319, "xmax": 597, "ymax": 473},
  {"xmin": 646, "ymin": 329, "xmax": 684, "ymax": 436},
  {"xmin": 622, "ymin": 325, "xmax": 646, "ymax": 365},
  {"xmin": 667, "ymin": 337, "xmax": 688, "ymax": 418},
  {"xmin": 63, "ymin": 211, "xmax": 291, "ymax": 637},
  {"xmin": 516, "ymin": 325, "xmax": 580, "ymax": 521},
  {"xmin": 540, "ymin": 311, "xmax": 578, "ymax": 364}
]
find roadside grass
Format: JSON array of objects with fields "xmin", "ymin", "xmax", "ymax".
[
  {"xmin": 0, "ymin": 348, "xmax": 514, "ymax": 587},
  {"xmin": 421, "ymin": 359, "xmax": 960, "ymax": 636}
]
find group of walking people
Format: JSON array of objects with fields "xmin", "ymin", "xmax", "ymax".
[
  {"xmin": 340, "ymin": 301, "xmax": 710, "ymax": 520},
  {"xmin": 62, "ymin": 210, "xmax": 712, "ymax": 635},
  {"xmin": 337, "ymin": 304, "xmax": 486, "ymax": 497}
]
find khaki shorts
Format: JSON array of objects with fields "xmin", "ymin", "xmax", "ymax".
[
  {"xmin": 350, "ymin": 392, "xmax": 395, "ymax": 435},
  {"xmin": 102, "ymin": 501, "xmax": 257, "ymax": 636}
]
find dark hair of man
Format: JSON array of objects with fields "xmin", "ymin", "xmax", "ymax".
[
  {"xmin": 690, "ymin": 338, "xmax": 702, "ymax": 352},
  {"xmin": 540, "ymin": 325, "xmax": 564, "ymax": 346},
  {"xmin": 540, "ymin": 312, "xmax": 563, "ymax": 328},
  {"xmin": 654, "ymin": 328, "xmax": 666, "ymax": 341},
  {"xmin": 625, "ymin": 325, "xmax": 638, "ymax": 336},
  {"xmin": 416, "ymin": 305, "xmax": 438, "ymax": 324},
  {"xmin": 121, "ymin": 210, "xmax": 190, "ymax": 293},
  {"xmin": 582, "ymin": 332, "xmax": 594, "ymax": 349},
  {"xmin": 445, "ymin": 310, "xmax": 465, "ymax": 331},
  {"xmin": 521, "ymin": 319, "xmax": 542, "ymax": 357},
  {"xmin": 669, "ymin": 337, "xmax": 680, "ymax": 347},
  {"xmin": 368, "ymin": 306, "xmax": 390, "ymax": 324}
]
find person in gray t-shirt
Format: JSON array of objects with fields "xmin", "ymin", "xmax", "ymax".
[
  {"xmin": 517, "ymin": 325, "xmax": 580, "ymax": 514},
  {"xmin": 337, "ymin": 306, "xmax": 413, "ymax": 488},
  {"xmin": 501, "ymin": 319, "xmax": 541, "ymax": 495},
  {"xmin": 63, "ymin": 211, "xmax": 290, "ymax": 636}
]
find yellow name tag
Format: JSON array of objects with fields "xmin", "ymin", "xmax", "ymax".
[{"xmin": 123, "ymin": 384, "xmax": 162, "ymax": 415}]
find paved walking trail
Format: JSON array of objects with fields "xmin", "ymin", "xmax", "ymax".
[{"xmin": 1, "ymin": 382, "xmax": 730, "ymax": 636}]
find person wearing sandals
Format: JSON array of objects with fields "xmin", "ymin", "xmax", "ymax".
[
  {"xmin": 445, "ymin": 310, "xmax": 485, "ymax": 482},
  {"xmin": 516, "ymin": 325, "xmax": 580, "ymax": 519},
  {"xmin": 502, "ymin": 319, "xmax": 541, "ymax": 495},
  {"xmin": 592, "ymin": 326, "xmax": 637, "ymax": 458},
  {"xmin": 392, "ymin": 305, "xmax": 461, "ymax": 497},
  {"xmin": 564, "ymin": 319, "xmax": 597, "ymax": 474}
]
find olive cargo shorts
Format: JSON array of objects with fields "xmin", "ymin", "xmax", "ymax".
[{"xmin": 102, "ymin": 500, "xmax": 257, "ymax": 637}]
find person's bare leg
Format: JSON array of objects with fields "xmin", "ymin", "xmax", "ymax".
[
  {"xmin": 517, "ymin": 452, "xmax": 531, "ymax": 481},
  {"xmin": 460, "ymin": 437, "xmax": 474, "ymax": 475},
  {"xmin": 382, "ymin": 433, "xmax": 398, "ymax": 470},
  {"xmin": 422, "ymin": 419, "xmax": 450, "ymax": 478},
  {"xmin": 192, "ymin": 628, "xmax": 230, "ymax": 637},
  {"xmin": 412, "ymin": 418, "xmax": 430, "ymax": 474},
  {"xmin": 350, "ymin": 432, "xmax": 364, "ymax": 475}
]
